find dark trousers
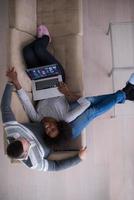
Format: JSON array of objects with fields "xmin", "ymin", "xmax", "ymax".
[{"xmin": 23, "ymin": 36, "xmax": 65, "ymax": 81}]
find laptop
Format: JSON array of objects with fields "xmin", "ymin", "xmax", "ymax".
[{"xmin": 26, "ymin": 64, "xmax": 63, "ymax": 100}]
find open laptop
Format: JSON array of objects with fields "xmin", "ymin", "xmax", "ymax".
[{"xmin": 26, "ymin": 64, "xmax": 63, "ymax": 100}]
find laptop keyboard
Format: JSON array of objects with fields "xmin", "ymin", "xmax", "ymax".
[{"xmin": 35, "ymin": 78, "xmax": 59, "ymax": 90}]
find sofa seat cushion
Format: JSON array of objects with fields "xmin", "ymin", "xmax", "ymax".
[
  {"xmin": 11, "ymin": 91, "xmax": 33, "ymax": 123},
  {"xmin": 9, "ymin": 28, "xmax": 34, "ymax": 92},
  {"xmin": 48, "ymin": 35, "xmax": 84, "ymax": 93}
]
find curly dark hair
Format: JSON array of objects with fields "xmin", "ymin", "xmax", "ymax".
[
  {"xmin": 7, "ymin": 140, "xmax": 23, "ymax": 159},
  {"xmin": 43, "ymin": 120, "xmax": 72, "ymax": 147}
]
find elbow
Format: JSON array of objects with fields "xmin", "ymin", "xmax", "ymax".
[{"xmin": 64, "ymin": 113, "xmax": 73, "ymax": 123}]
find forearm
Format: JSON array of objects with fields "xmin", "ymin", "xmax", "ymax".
[
  {"xmin": 11, "ymin": 77, "xmax": 40, "ymax": 121},
  {"xmin": 17, "ymin": 88, "xmax": 40, "ymax": 121},
  {"xmin": 47, "ymin": 155, "xmax": 82, "ymax": 171},
  {"xmin": 13, "ymin": 79, "xmax": 22, "ymax": 90},
  {"xmin": 65, "ymin": 91, "xmax": 81, "ymax": 102},
  {"xmin": 65, "ymin": 97, "xmax": 91, "ymax": 123},
  {"xmin": 1, "ymin": 83, "xmax": 16, "ymax": 123},
  {"xmin": 58, "ymin": 82, "xmax": 82, "ymax": 102}
]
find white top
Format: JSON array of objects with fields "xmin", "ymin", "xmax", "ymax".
[
  {"xmin": 17, "ymin": 88, "xmax": 91, "ymax": 123},
  {"xmin": 37, "ymin": 96, "xmax": 70, "ymax": 121}
]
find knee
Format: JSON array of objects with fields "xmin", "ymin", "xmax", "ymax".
[
  {"xmin": 34, "ymin": 36, "xmax": 49, "ymax": 51},
  {"xmin": 22, "ymin": 45, "xmax": 37, "ymax": 67},
  {"xmin": 22, "ymin": 45, "xmax": 32, "ymax": 58}
]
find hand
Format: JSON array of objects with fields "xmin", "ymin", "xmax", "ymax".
[
  {"xmin": 6, "ymin": 67, "xmax": 18, "ymax": 84},
  {"xmin": 78, "ymin": 146, "xmax": 87, "ymax": 160},
  {"xmin": 58, "ymin": 82, "xmax": 71, "ymax": 96},
  {"xmin": 6, "ymin": 67, "xmax": 22, "ymax": 90},
  {"xmin": 58, "ymin": 82, "xmax": 81, "ymax": 102}
]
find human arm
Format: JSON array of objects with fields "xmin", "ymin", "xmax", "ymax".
[
  {"xmin": 46, "ymin": 155, "xmax": 81, "ymax": 171},
  {"xmin": 6, "ymin": 67, "xmax": 40, "ymax": 122},
  {"xmin": 64, "ymin": 97, "xmax": 91, "ymax": 122},
  {"xmin": 1, "ymin": 82, "xmax": 16, "ymax": 123},
  {"xmin": 43, "ymin": 147, "xmax": 87, "ymax": 172},
  {"xmin": 58, "ymin": 82, "xmax": 91, "ymax": 122},
  {"xmin": 17, "ymin": 89, "xmax": 40, "ymax": 122},
  {"xmin": 58, "ymin": 82, "xmax": 81, "ymax": 102}
]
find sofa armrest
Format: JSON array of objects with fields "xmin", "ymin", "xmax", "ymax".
[{"xmin": 9, "ymin": 0, "xmax": 37, "ymax": 35}]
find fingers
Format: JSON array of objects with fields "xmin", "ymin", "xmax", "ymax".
[
  {"xmin": 6, "ymin": 66, "xmax": 16, "ymax": 76},
  {"xmin": 79, "ymin": 146, "xmax": 87, "ymax": 154},
  {"xmin": 79, "ymin": 146, "xmax": 87, "ymax": 160},
  {"xmin": 58, "ymin": 82, "xmax": 65, "ymax": 87},
  {"xmin": 58, "ymin": 82, "xmax": 68, "ymax": 90},
  {"xmin": 10, "ymin": 66, "xmax": 15, "ymax": 71},
  {"xmin": 58, "ymin": 82, "xmax": 65, "ymax": 90},
  {"xmin": 59, "ymin": 82, "xmax": 64, "ymax": 85},
  {"xmin": 80, "ymin": 146, "xmax": 87, "ymax": 151},
  {"xmin": 7, "ymin": 66, "xmax": 15, "ymax": 72}
]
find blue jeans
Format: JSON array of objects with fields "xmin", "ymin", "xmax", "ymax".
[{"xmin": 70, "ymin": 90, "xmax": 126, "ymax": 139}]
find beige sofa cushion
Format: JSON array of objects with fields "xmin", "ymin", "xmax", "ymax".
[
  {"xmin": 37, "ymin": 0, "xmax": 83, "ymax": 37},
  {"xmin": 11, "ymin": 91, "xmax": 33, "ymax": 123},
  {"xmin": 9, "ymin": 0, "xmax": 37, "ymax": 34},
  {"xmin": 50, "ymin": 35, "xmax": 84, "ymax": 93},
  {"xmin": 9, "ymin": 28, "xmax": 33, "ymax": 92}
]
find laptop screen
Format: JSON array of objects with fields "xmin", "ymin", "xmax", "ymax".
[{"xmin": 26, "ymin": 64, "xmax": 60, "ymax": 80}]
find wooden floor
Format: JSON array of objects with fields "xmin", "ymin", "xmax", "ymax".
[
  {"xmin": 83, "ymin": 1, "xmax": 134, "ymax": 200},
  {"xmin": 1, "ymin": 0, "xmax": 134, "ymax": 200}
]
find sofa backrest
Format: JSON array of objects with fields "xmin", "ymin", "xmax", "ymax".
[{"xmin": 9, "ymin": 0, "xmax": 37, "ymax": 34}]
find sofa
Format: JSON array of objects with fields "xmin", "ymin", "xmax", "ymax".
[{"xmin": 6, "ymin": 0, "xmax": 86, "ymax": 160}]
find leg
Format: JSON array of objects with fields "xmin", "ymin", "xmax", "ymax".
[
  {"xmin": 70, "ymin": 90, "xmax": 126, "ymax": 139},
  {"xmin": 33, "ymin": 36, "xmax": 65, "ymax": 81},
  {"xmin": 23, "ymin": 43, "xmax": 41, "ymax": 67},
  {"xmin": 22, "ymin": 36, "xmax": 49, "ymax": 68},
  {"xmin": 33, "ymin": 35, "xmax": 50, "ymax": 50},
  {"xmin": 85, "ymin": 92, "xmax": 125, "ymax": 106},
  {"xmin": 68, "ymin": 92, "xmax": 123, "ymax": 111},
  {"xmin": 69, "ymin": 72, "xmax": 134, "ymax": 109}
]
